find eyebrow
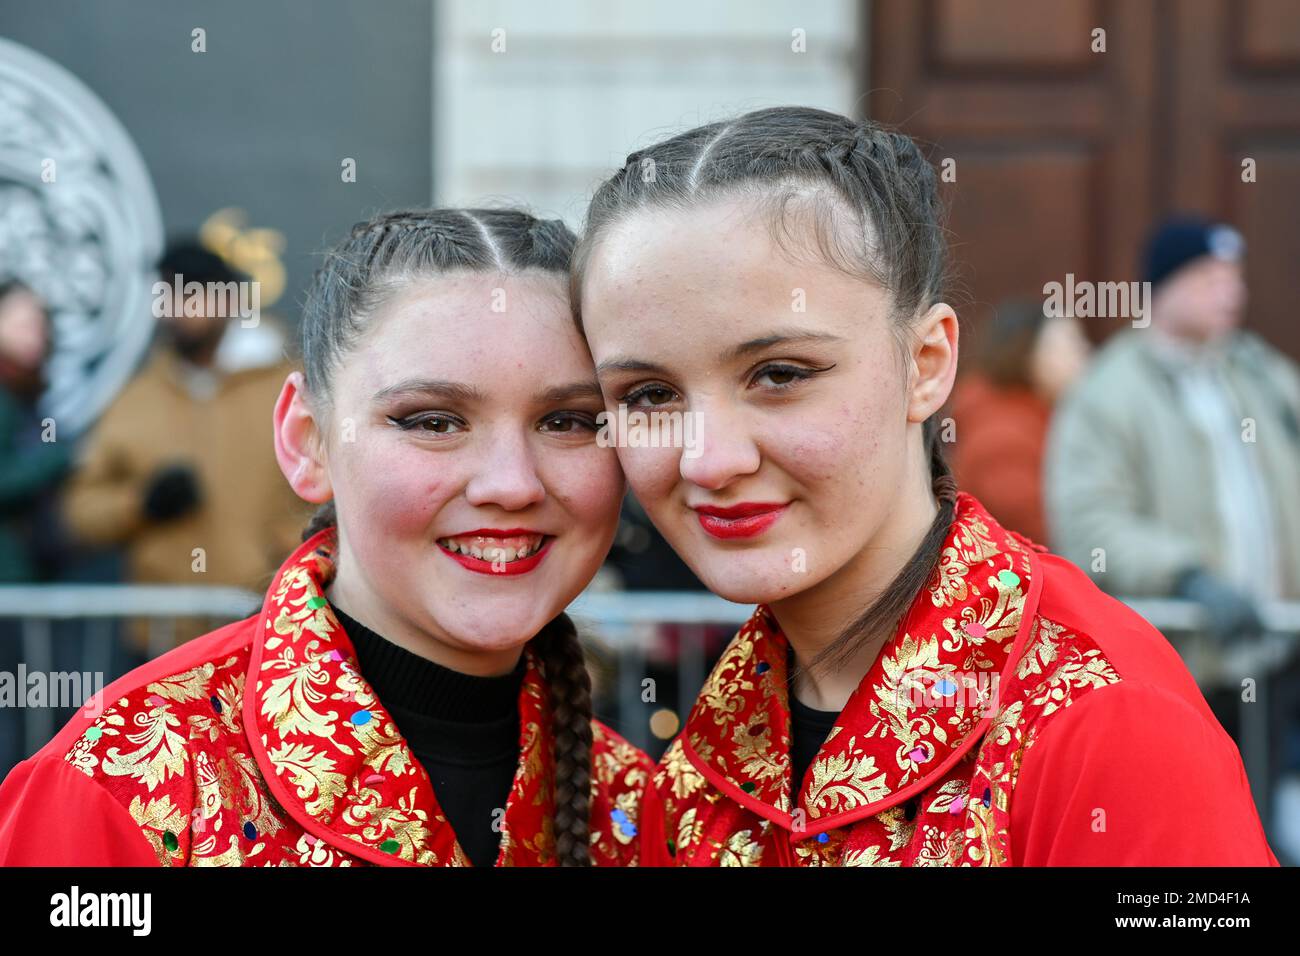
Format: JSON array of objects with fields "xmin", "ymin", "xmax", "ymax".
[
  {"xmin": 596, "ymin": 329, "xmax": 846, "ymax": 377},
  {"xmin": 372, "ymin": 378, "xmax": 604, "ymax": 406}
]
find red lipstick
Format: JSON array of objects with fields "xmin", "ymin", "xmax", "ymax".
[
  {"xmin": 692, "ymin": 502, "xmax": 787, "ymax": 539},
  {"xmin": 435, "ymin": 529, "xmax": 554, "ymax": 576}
]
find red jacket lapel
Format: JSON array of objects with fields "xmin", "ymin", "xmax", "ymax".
[
  {"xmin": 679, "ymin": 491, "xmax": 1044, "ymax": 834},
  {"xmin": 244, "ymin": 528, "xmax": 559, "ymax": 866}
]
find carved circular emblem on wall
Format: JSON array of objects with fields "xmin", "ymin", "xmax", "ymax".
[{"xmin": 0, "ymin": 37, "xmax": 163, "ymax": 436}]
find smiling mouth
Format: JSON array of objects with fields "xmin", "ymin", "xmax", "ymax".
[{"xmin": 435, "ymin": 533, "xmax": 549, "ymax": 563}]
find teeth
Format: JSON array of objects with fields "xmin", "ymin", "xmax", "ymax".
[{"xmin": 437, "ymin": 534, "xmax": 545, "ymax": 563}]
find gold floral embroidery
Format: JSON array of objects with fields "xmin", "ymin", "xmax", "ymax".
[
  {"xmin": 228, "ymin": 748, "xmax": 287, "ymax": 842},
  {"xmin": 877, "ymin": 803, "xmax": 916, "ymax": 851},
  {"xmin": 925, "ymin": 777, "xmax": 971, "ymax": 815},
  {"xmin": 674, "ymin": 806, "xmax": 702, "ymax": 854},
  {"xmin": 265, "ymin": 740, "xmax": 348, "ymax": 819},
  {"xmin": 149, "ymin": 662, "xmax": 218, "ymax": 704},
  {"xmin": 1030, "ymin": 646, "xmax": 1121, "ymax": 718},
  {"xmin": 65, "ymin": 706, "xmax": 125, "ymax": 777},
  {"xmin": 259, "ymin": 644, "xmax": 339, "ymax": 740},
  {"xmin": 805, "ymin": 738, "xmax": 890, "ymax": 817},
  {"xmin": 651, "ymin": 491, "xmax": 1131, "ymax": 868},
  {"xmin": 1017, "ymin": 615, "xmax": 1064, "ymax": 681},
  {"xmin": 192, "ymin": 833, "xmax": 248, "ymax": 867},
  {"xmin": 127, "ymin": 793, "xmax": 187, "ymax": 865},
  {"xmin": 344, "ymin": 785, "xmax": 435, "ymax": 864},
  {"xmin": 792, "ymin": 827, "xmax": 848, "ymax": 865},
  {"xmin": 100, "ymin": 703, "xmax": 190, "ymax": 791},
  {"xmin": 960, "ymin": 776, "xmax": 1008, "ymax": 867},
  {"xmin": 655, "ymin": 738, "xmax": 705, "ymax": 800},
  {"xmin": 911, "ymin": 823, "xmax": 965, "ymax": 866},
  {"xmin": 731, "ymin": 721, "xmax": 784, "ymax": 786},
  {"xmin": 698, "ymin": 635, "xmax": 756, "ymax": 726},
  {"xmin": 715, "ymin": 829, "xmax": 763, "ymax": 866},
  {"xmin": 841, "ymin": 844, "xmax": 903, "ymax": 867}
]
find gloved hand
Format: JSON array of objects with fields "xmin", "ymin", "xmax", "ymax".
[
  {"xmin": 142, "ymin": 463, "xmax": 202, "ymax": 522},
  {"xmin": 1173, "ymin": 568, "xmax": 1264, "ymax": 643}
]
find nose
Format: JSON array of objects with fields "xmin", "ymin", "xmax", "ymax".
[
  {"xmin": 464, "ymin": 427, "xmax": 547, "ymax": 511},
  {"xmin": 677, "ymin": 403, "xmax": 760, "ymax": 490}
]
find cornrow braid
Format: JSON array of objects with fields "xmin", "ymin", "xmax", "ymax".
[
  {"xmin": 302, "ymin": 206, "xmax": 574, "ymax": 403},
  {"xmin": 534, "ymin": 613, "xmax": 594, "ymax": 866},
  {"xmin": 301, "ymin": 500, "xmax": 337, "ymax": 542},
  {"xmin": 572, "ymin": 106, "xmax": 949, "ymax": 330}
]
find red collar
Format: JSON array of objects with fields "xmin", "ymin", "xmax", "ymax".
[
  {"xmin": 243, "ymin": 528, "xmax": 559, "ymax": 865},
  {"xmin": 679, "ymin": 491, "xmax": 1044, "ymax": 834}
]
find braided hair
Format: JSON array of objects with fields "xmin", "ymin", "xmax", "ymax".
[
  {"xmin": 299, "ymin": 207, "xmax": 594, "ymax": 865},
  {"xmin": 571, "ymin": 106, "xmax": 959, "ymax": 678}
]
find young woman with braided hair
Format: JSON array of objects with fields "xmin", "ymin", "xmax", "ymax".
[
  {"xmin": 572, "ymin": 106, "xmax": 1278, "ymax": 866},
  {"xmin": 0, "ymin": 207, "xmax": 654, "ymax": 867}
]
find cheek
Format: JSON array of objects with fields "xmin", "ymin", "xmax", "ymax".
[
  {"xmin": 768, "ymin": 395, "xmax": 895, "ymax": 490},
  {"xmin": 335, "ymin": 439, "xmax": 457, "ymax": 535},
  {"xmin": 614, "ymin": 445, "xmax": 679, "ymax": 502},
  {"xmin": 546, "ymin": 446, "xmax": 625, "ymax": 530},
  {"xmin": 779, "ymin": 426, "xmax": 853, "ymax": 486}
]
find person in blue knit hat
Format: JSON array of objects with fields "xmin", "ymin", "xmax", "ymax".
[{"xmin": 1047, "ymin": 213, "xmax": 1300, "ymax": 862}]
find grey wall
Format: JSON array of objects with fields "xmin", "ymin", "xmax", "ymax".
[{"xmin": 1, "ymin": 0, "xmax": 433, "ymax": 322}]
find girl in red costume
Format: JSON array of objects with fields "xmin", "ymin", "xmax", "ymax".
[
  {"xmin": 570, "ymin": 106, "xmax": 1279, "ymax": 866},
  {"xmin": 0, "ymin": 208, "xmax": 653, "ymax": 867}
]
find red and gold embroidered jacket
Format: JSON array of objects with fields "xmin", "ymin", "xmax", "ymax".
[
  {"xmin": 638, "ymin": 491, "xmax": 1280, "ymax": 867},
  {"xmin": 0, "ymin": 529, "xmax": 655, "ymax": 866}
]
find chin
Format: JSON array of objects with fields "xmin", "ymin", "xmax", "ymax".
[
  {"xmin": 693, "ymin": 553, "xmax": 816, "ymax": 606},
  {"xmin": 445, "ymin": 611, "xmax": 550, "ymax": 653}
]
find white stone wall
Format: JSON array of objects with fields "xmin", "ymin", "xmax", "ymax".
[{"xmin": 432, "ymin": 0, "xmax": 860, "ymax": 224}]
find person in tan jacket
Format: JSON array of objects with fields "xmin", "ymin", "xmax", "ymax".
[
  {"xmin": 1045, "ymin": 218, "xmax": 1300, "ymax": 612},
  {"xmin": 62, "ymin": 242, "xmax": 312, "ymax": 656},
  {"xmin": 1045, "ymin": 216, "xmax": 1300, "ymax": 862}
]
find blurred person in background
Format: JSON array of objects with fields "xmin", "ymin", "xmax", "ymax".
[
  {"xmin": 0, "ymin": 279, "xmax": 73, "ymax": 583},
  {"xmin": 1046, "ymin": 214, "xmax": 1300, "ymax": 861},
  {"xmin": 60, "ymin": 241, "xmax": 312, "ymax": 663},
  {"xmin": 0, "ymin": 279, "xmax": 74, "ymax": 774},
  {"xmin": 947, "ymin": 299, "xmax": 1091, "ymax": 546}
]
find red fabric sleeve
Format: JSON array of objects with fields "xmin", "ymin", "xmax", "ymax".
[
  {"xmin": 1010, "ymin": 682, "xmax": 1280, "ymax": 866},
  {"xmin": 0, "ymin": 756, "xmax": 161, "ymax": 866}
]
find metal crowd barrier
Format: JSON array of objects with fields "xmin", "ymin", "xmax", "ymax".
[{"xmin": 1, "ymin": 585, "xmax": 1297, "ymax": 850}]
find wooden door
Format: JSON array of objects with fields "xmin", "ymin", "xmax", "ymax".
[{"xmin": 866, "ymin": 0, "xmax": 1300, "ymax": 361}]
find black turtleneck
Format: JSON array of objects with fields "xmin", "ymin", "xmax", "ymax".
[
  {"xmin": 329, "ymin": 603, "xmax": 525, "ymax": 867},
  {"xmin": 787, "ymin": 644, "xmax": 842, "ymax": 801}
]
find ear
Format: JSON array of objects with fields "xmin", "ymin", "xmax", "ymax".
[
  {"xmin": 273, "ymin": 371, "xmax": 333, "ymax": 503},
  {"xmin": 906, "ymin": 302, "xmax": 959, "ymax": 423}
]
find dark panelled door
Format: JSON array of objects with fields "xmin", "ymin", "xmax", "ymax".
[{"xmin": 866, "ymin": 0, "xmax": 1300, "ymax": 361}]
